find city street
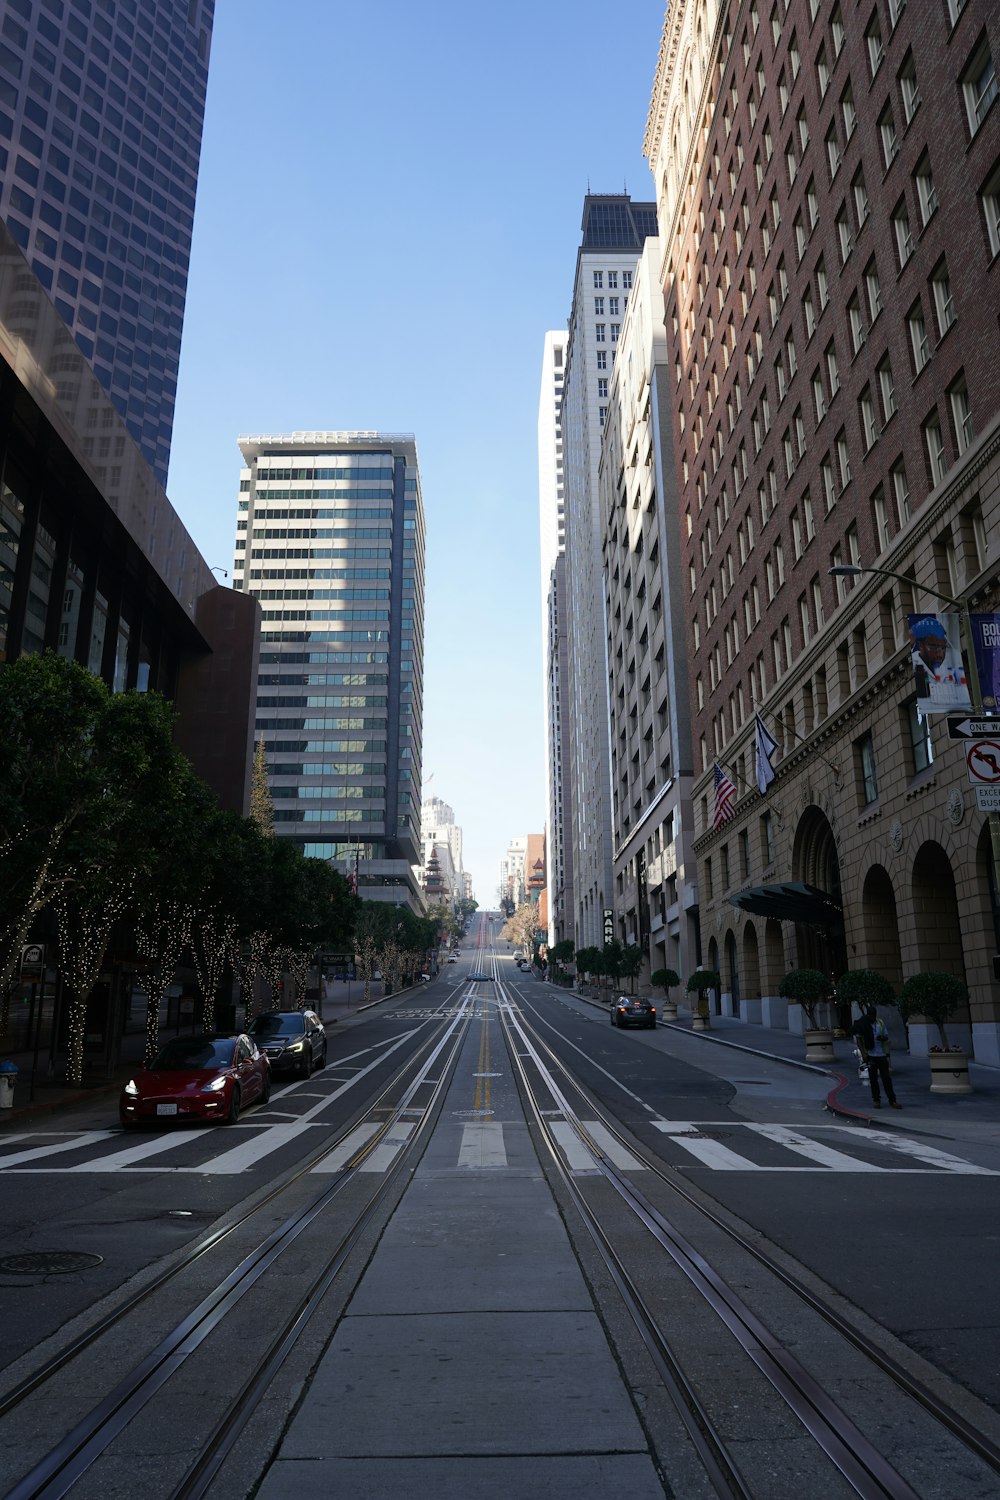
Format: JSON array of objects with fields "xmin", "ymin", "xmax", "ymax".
[{"xmin": 2, "ymin": 928, "xmax": 999, "ymax": 1499}]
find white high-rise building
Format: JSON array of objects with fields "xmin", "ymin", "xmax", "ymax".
[
  {"xmin": 420, "ymin": 794, "xmax": 466, "ymax": 907},
  {"xmin": 233, "ymin": 431, "xmax": 426, "ymax": 910},
  {"xmin": 561, "ymin": 195, "xmax": 657, "ymax": 949},
  {"xmin": 538, "ymin": 330, "xmax": 572, "ymax": 947}
]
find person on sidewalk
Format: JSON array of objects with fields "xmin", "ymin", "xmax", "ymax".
[{"xmin": 852, "ymin": 1006, "xmax": 901, "ymax": 1109}]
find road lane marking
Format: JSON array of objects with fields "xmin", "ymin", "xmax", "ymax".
[
  {"xmin": 458, "ymin": 1121, "xmax": 507, "ymax": 1168},
  {"xmin": 357, "ymin": 1120, "xmax": 415, "ymax": 1172},
  {"xmin": 0, "ymin": 1131, "xmax": 118, "ymax": 1167},
  {"xmin": 311, "ymin": 1122, "xmax": 382, "ymax": 1172},
  {"xmin": 746, "ymin": 1123, "xmax": 882, "ymax": 1172}
]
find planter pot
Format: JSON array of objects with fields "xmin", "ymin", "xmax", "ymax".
[
  {"xmin": 804, "ymin": 1027, "xmax": 836, "ymax": 1064},
  {"xmin": 929, "ymin": 1050, "xmax": 973, "ymax": 1095},
  {"xmin": 661, "ymin": 1002, "xmax": 678, "ymax": 1021},
  {"xmin": 692, "ymin": 1013, "xmax": 710, "ymax": 1031}
]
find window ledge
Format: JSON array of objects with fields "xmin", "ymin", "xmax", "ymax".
[
  {"xmin": 858, "ymin": 802, "xmax": 882, "ymax": 827},
  {"xmin": 905, "ymin": 770, "xmax": 937, "ymax": 802}
]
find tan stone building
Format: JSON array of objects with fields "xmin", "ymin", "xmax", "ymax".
[{"xmin": 645, "ymin": 0, "xmax": 1000, "ymax": 1061}]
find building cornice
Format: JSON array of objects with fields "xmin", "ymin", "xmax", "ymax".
[{"xmin": 643, "ymin": 4, "xmax": 686, "ymax": 162}]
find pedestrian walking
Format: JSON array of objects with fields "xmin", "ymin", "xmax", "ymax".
[{"xmin": 852, "ymin": 1006, "xmax": 901, "ymax": 1109}]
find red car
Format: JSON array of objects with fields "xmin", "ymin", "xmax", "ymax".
[{"xmin": 120, "ymin": 1033, "xmax": 270, "ymax": 1128}]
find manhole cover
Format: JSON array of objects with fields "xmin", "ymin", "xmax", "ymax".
[{"xmin": 0, "ymin": 1251, "xmax": 104, "ymax": 1275}]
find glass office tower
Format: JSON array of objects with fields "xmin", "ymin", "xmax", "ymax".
[
  {"xmin": 233, "ymin": 432, "xmax": 426, "ymax": 911},
  {"xmin": 0, "ymin": 0, "xmax": 214, "ymax": 487}
]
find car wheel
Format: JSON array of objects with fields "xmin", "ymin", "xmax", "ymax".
[
  {"xmin": 260, "ymin": 1073, "xmax": 271, "ymax": 1105},
  {"xmin": 301, "ymin": 1050, "xmax": 313, "ymax": 1078},
  {"xmin": 318, "ymin": 1043, "xmax": 327, "ymax": 1070},
  {"xmin": 225, "ymin": 1086, "xmax": 241, "ymax": 1125}
]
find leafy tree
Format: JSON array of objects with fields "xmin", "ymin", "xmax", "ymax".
[
  {"xmin": 897, "ymin": 971, "xmax": 969, "ymax": 1050},
  {"xmin": 249, "ymin": 739, "xmax": 274, "ymax": 837},
  {"xmin": 550, "ymin": 939, "xmax": 575, "ymax": 967},
  {"xmin": 617, "ymin": 943, "xmax": 644, "ymax": 991},
  {"xmin": 651, "ymin": 968, "xmax": 680, "ymax": 1006},
  {"xmin": 779, "ymin": 968, "xmax": 833, "ymax": 1029},
  {"xmin": 835, "ymin": 969, "xmax": 895, "ymax": 1037},
  {"xmin": 686, "ymin": 969, "xmax": 721, "ymax": 1019}
]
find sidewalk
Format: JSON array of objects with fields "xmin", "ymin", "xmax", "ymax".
[
  {"xmin": 571, "ymin": 986, "xmax": 1000, "ymax": 1133},
  {"xmin": 0, "ymin": 981, "xmax": 393, "ymax": 1128}
]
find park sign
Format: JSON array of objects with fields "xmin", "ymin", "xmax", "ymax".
[{"xmin": 603, "ymin": 908, "xmax": 614, "ymax": 945}]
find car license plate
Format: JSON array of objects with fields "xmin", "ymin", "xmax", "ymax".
[{"xmin": 156, "ymin": 1103, "xmax": 178, "ymax": 1116}]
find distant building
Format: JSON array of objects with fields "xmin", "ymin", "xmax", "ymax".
[
  {"xmin": 561, "ymin": 194, "xmax": 657, "ymax": 949},
  {"xmin": 599, "ymin": 236, "xmax": 697, "ymax": 982},
  {"xmin": 538, "ymin": 330, "xmax": 573, "ymax": 947},
  {"xmin": 419, "ymin": 794, "xmax": 466, "ymax": 908},
  {"xmin": 0, "ymin": 217, "xmax": 259, "ymax": 813},
  {"xmin": 233, "ymin": 432, "xmax": 426, "ymax": 911},
  {"xmin": 0, "ymin": 0, "xmax": 216, "ymax": 487}
]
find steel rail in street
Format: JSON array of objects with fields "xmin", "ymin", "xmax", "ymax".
[
  {"xmin": 2, "ymin": 996, "xmax": 476, "ymax": 1500},
  {"xmin": 515, "ymin": 983, "xmax": 1000, "ymax": 1481},
  {"xmin": 499, "ymin": 979, "xmax": 949, "ymax": 1500}
]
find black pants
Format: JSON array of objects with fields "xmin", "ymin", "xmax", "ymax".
[{"xmin": 868, "ymin": 1055, "xmax": 896, "ymax": 1105}]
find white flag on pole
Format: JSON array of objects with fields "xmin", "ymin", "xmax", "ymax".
[{"xmin": 754, "ymin": 713, "xmax": 779, "ymax": 795}]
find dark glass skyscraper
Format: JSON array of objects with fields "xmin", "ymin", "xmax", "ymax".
[{"xmin": 0, "ymin": 0, "xmax": 214, "ymax": 488}]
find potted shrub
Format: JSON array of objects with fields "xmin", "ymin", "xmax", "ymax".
[
  {"xmin": 651, "ymin": 967, "xmax": 681, "ymax": 1021},
  {"xmin": 686, "ymin": 969, "xmax": 720, "ymax": 1031},
  {"xmin": 897, "ymin": 972, "xmax": 973, "ymax": 1095},
  {"xmin": 835, "ymin": 969, "xmax": 895, "ymax": 1039},
  {"xmin": 779, "ymin": 968, "xmax": 836, "ymax": 1061}
]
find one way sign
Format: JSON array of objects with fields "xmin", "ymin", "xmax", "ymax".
[{"xmin": 948, "ymin": 716, "xmax": 1000, "ymax": 739}]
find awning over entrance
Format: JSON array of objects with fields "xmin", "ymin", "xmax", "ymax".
[{"xmin": 728, "ymin": 882, "xmax": 843, "ymax": 926}]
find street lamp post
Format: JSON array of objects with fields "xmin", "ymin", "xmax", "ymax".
[{"xmin": 830, "ymin": 563, "xmax": 1000, "ymax": 973}]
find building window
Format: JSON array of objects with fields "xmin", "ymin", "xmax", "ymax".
[
  {"xmin": 816, "ymin": 256, "xmax": 829, "ymax": 310},
  {"xmin": 803, "ymin": 286, "xmax": 816, "ymax": 339},
  {"xmin": 595, "ymin": 324, "xmax": 606, "ymax": 343},
  {"xmin": 610, "ymin": 323, "xmax": 620, "ymax": 343},
  {"xmin": 962, "ymin": 37, "xmax": 996, "ymax": 134},
  {"xmin": 878, "ymin": 358, "xmax": 897, "ymax": 423},
  {"xmin": 866, "ymin": 13, "xmax": 885, "ymax": 76},
  {"xmin": 837, "ymin": 208, "xmax": 852, "ymax": 265},
  {"xmin": 865, "ymin": 260, "xmax": 882, "ymax": 323},
  {"xmin": 891, "ymin": 461, "xmax": 911, "ymax": 526},
  {"xmin": 597, "ymin": 350, "xmax": 607, "ymax": 370},
  {"xmin": 861, "ymin": 386, "xmax": 879, "ymax": 449},
  {"xmin": 812, "ymin": 371, "xmax": 827, "ymax": 423},
  {"xmin": 594, "ymin": 297, "xmax": 605, "ymax": 315},
  {"xmin": 879, "ymin": 104, "xmax": 898, "ymax": 168},
  {"xmin": 924, "ymin": 412, "xmax": 947, "ymax": 485},
  {"xmin": 761, "ymin": 810, "xmax": 775, "ymax": 866},
  {"xmin": 609, "ymin": 296, "xmax": 620, "ymax": 316},
  {"xmin": 842, "ymin": 84, "xmax": 857, "ymax": 141},
  {"xmin": 853, "ymin": 169, "xmax": 869, "ymax": 227},
  {"xmin": 608, "ymin": 271, "xmax": 619, "ymax": 289},
  {"xmin": 908, "ymin": 301, "xmax": 930, "ymax": 372},
  {"xmin": 893, "ymin": 200, "xmax": 914, "ymax": 266},
  {"xmin": 982, "ymin": 165, "xmax": 1000, "ymax": 258},
  {"xmin": 931, "ymin": 259, "xmax": 956, "ymax": 336},
  {"xmin": 907, "ymin": 700, "xmax": 933, "ymax": 773},
  {"xmin": 593, "ymin": 271, "xmax": 603, "ymax": 288},
  {"xmin": 597, "ymin": 378, "xmax": 608, "ymax": 398},
  {"xmin": 857, "ymin": 730, "xmax": 879, "ymax": 803},
  {"xmin": 915, "ymin": 154, "xmax": 938, "ymax": 226},
  {"xmin": 899, "ymin": 51, "xmax": 921, "ymax": 121},
  {"xmin": 822, "ymin": 455, "xmax": 836, "ymax": 512},
  {"xmin": 849, "ymin": 296, "xmax": 865, "ymax": 355},
  {"xmin": 826, "ymin": 124, "xmax": 841, "ymax": 179},
  {"xmin": 837, "ymin": 431, "xmax": 852, "ymax": 489},
  {"xmin": 949, "ymin": 378, "xmax": 974, "ymax": 453}
]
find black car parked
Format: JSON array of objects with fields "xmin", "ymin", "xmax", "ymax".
[
  {"xmin": 247, "ymin": 1010, "xmax": 327, "ymax": 1075},
  {"xmin": 611, "ymin": 996, "xmax": 657, "ymax": 1029}
]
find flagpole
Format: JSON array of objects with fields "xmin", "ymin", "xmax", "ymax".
[{"xmin": 752, "ymin": 700, "xmax": 840, "ymax": 779}]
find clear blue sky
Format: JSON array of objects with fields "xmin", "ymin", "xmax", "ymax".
[{"xmin": 167, "ymin": 0, "xmax": 666, "ymax": 905}]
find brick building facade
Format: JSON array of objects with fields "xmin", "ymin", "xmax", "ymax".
[{"xmin": 645, "ymin": 0, "xmax": 1000, "ymax": 1060}]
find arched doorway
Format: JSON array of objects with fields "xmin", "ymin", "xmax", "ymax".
[
  {"xmin": 911, "ymin": 842, "xmax": 964, "ymax": 978},
  {"xmin": 860, "ymin": 865, "xmax": 903, "ymax": 991},
  {"xmin": 792, "ymin": 806, "xmax": 847, "ymax": 978},
  {"xmin": 707, "ymin": 936, "xmax": 721, "ymax": 1015},
  {"xmin": 725, "ymin": 929, "xmax": 740, "ymax": 1017},
  {"xmin": 763, "ymin": 919, "xmax": 784, "ymax": 993},
  {"xmin": 742, "ymin": 923, "xmax": 762, "ymax": 1023}
]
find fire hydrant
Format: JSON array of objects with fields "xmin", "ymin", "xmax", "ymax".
[{"xmin": 0, "ymin": 1059, "xmax": 17, "ymax": 1109}]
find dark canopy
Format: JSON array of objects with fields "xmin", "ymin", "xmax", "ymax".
[{"xmin": 727, "ymin": 882, "xmax": 843, "ymax": 926}]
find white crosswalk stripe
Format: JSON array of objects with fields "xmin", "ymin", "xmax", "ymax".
[
  {"xmin": 0, "ymin": 1118, "xmax": 994, "ymax": 1177},
  {"xmin": 458, "ymin": 1121, "xmax": 507, "ymax": 1168}
]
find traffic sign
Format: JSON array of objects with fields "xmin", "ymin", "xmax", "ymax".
[
  {"xmin": 19, "ymin": 944, "xmax": 44, "ymax": 981},
  {"xmin": 948, "ymin": 716, "xmax": 1000, "ymax": 739},
  {"xmin": 966, "ymin": 741, "xmax": 1000, "ymax": 785},
  {"xmin": 976, "ymin": 785, "xmax": 1000, "ymax": 813}
]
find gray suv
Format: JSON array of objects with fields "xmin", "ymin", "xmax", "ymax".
[{"xmin": 247, "ymin": 1010, "xmax": 327, "ymax": 1076}]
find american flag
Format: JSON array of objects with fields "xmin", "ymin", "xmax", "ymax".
[{"xmin": 712, "ymin": 763, "xmax": 736, "ymax": 828}]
